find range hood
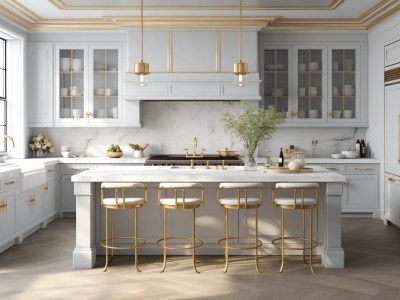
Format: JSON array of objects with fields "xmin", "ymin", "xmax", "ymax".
[{"xmin": 123, "ymin": 30, "xmax": 261, "ymax": 101}]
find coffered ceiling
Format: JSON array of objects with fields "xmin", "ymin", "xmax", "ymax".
[{"xmin": 0, "ymin": 0, "xmax": 399, "ymax": 31}]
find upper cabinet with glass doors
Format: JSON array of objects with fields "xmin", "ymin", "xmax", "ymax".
[
  {"xmin": 55, "ymin": 44, "xmax": 122, "ymax": 126},
  {"xmin": 260, "ymin": 43, "xmax": 367, "ymax": 127}
]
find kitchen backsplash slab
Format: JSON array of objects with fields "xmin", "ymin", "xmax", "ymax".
[{"xmin": 32, "ymin": 101, "xmax": 366, "ymax": 158}]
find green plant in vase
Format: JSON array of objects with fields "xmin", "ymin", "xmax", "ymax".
[{"xmin": 222, "ymin": 101, "xmax": 284, "ymax": 170}]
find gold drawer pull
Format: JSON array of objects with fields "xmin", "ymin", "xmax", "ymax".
[
  {"xmin": 326, "ymin": 168, "xmax": 337, "ymax": 171},
  {"xmin": 70, "ymin": 167, "xmax": 90, "ymax": 171},
  {"xmin": 388, "ymin": 178, "xmax": 396, "ymax": 182},
  {"xmin": 30, "ymin": 196, "xmax": 36, "ymax": 205},
  {"xmin": 343, "ymin": 180, "xmax": 349, "ymax": 187},
  {"xmin": 4, "ymin": 180, "xmax": 16, "ymax": 186},
  {"xmin": 354, "ymin": 167, "xmax": 371, "ymax": 171},
  {"xmin": 48, "ymin": 169, "xmax": 54, "ymax": 173},
  {"xmin": 44, "ymin": 184, "xmax": 49, "ymax": 193}
]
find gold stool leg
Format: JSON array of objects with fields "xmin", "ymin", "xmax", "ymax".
[
  {"xmin": 224, "ymin": 208, "xmax": 229, "ymax": 273},
  {"xmin": 255, "ymin": 208, "xmax": 261, "ymax": 273},
  {"xmin": 103, "ymin": 207, "xmax": 109, "ymax": 272},
  {"xmin": 310, "ymin": 208, "xmax": 315, "ymax": 274},
  {"xmin": 110, "ymin": 209, "xmax": 114, "ymax": 263},
  {"xmin": 279, "ymin": 208, "xmax": 284, "ymax": 273},
  {"xmin": 192, "ymin": 208, "xmax": 200, "ymax": 273},
  {"xmin": 302, "ymin": 209, "xmax": 306, "ymax": 263},
  {"xmin": 161, "ymin": 207, "xmax": 167, "ymax": 273},
  {"xmin": 134, "ymin": 207, "xmax": 142, "ymax": 272}
]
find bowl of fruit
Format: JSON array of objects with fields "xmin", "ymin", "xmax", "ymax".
[{"xmin": 107, "ymin": 144, "xmax": 123, "ymax": 158}]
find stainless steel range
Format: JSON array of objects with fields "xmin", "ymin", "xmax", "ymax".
[{"xmin": 145, "ymin": 154, "xmax": 243, "ymax": 166}]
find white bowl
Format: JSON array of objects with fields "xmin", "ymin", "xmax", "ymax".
[
  {"xmin": 341, "ymin": 150, "xmax": 358, "ymax": 158},
  {"xmin": 331, "ymin": 153, "xmax": 346, "ymax": 159},
  {"xmin": 61, "ymin": 151, "xmax": 71, "ymax": 158}
]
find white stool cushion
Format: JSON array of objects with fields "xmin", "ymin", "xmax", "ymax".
[
  {"xmin": 160, "ymin": 197, "xmax": 202, "ymax": 206},
  {"xmin": 275, "ymin": 183, "xmax": 319, "ymax": 189},
  {"xmin": 101, "ymin": 182, "xmax": 145, "ymax": 189},
  {"xmin": 102, "ymin": 197, "xmax": 145, "ymax": 206},
  {"xmin": 219, "ymin": 183, "xmax": 263, "ymax": 189},
  {"xmin": 274, "ymin": 198, "xmax": 316, "ymax": 206},
  {"xmin": 219, "ymin": 197, "xmax": 261, "ymax": 206},
  {"xmin": 159, "ymin": 182, "xmax": 203, "ymax": 189}
]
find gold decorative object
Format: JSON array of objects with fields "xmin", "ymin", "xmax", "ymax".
[
  {"xmin": 133, "ymin": 0, "xmax": 150, "ymax": 86},
  {"xmin": 184, "ymin": 137, "xmax": 205, "ymax": 158},
  {"xmin": 107, "ymin": 151, "xmax": 123, "ymax": 158},
  {"xmin": 233, "ymin": 0, "xmax": 249, "ymax": 87},
  {"xmin": 262, "ymin": 167, "xmax": 313, "ymax": 174}
]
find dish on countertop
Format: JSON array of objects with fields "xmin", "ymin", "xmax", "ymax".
[
  {"xmin": 331, "ymin": 153, "xmax": 346, "ymax": 159},
  {"xmin": 341, "ymin": 150, "xmax": 359, "ymax": 158}
]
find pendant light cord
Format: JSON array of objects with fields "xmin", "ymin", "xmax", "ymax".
[
  {"xmin": 240, "ymin": 0, "xmax": 243, "ymax": 63},
  {"xmin": 140, "ymin": 0, "xmax": 144, "ymax": 63}
]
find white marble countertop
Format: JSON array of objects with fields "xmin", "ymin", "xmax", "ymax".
[
  {"xmin": 257, "ymin": 157, "xmax": 380, "ymax": 164},
  {"xmin": 72, "ymin": 165, "xmax": 345, "ymax": 183}
]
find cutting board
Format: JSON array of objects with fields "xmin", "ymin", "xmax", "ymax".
[{"xmin": 262, "ymin": 167, "xmax": 313, "ymax": 174}]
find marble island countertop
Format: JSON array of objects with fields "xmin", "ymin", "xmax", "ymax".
[{"xmin": 72, "ymin": 165, "xmax": 345, "ymax": 183}]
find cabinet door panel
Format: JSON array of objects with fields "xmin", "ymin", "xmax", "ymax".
[
  {"xmin": 0, "ymin": 193, "xmax": 17, "ymax": 238},
  {"xmin": 61, "ymin": 174, "xmax": 75, "ymax": 210},
  {"xmin": 385, "ymin": 84, "xmax": 400, "ymax": 175},
  {"xmin": 343, "ymin": 175, "xmax": 378, "ymax": 209}
]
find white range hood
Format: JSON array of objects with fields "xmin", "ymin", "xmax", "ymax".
[{"xmin": 123, "ymin": 30, "xmax": 261, "ymax": 101}]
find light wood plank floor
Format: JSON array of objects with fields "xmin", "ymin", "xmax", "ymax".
[{"xmin": 0, "ymin": 217, "xmax": 400, "ymax": 300}]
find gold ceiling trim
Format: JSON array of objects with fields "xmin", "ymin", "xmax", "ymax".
[
  {"xmin": 0, "ymin": 0, "xmax": 398, "ymax": 31},
  {"xmin": 103, "ymin": 16, "xmax": 274, "ymax": 29},
  {"xmin": 1, "ymin": 0, "xmax": 40, "ymax": 21},
  {"xmin": 48, "ymin": 0, "xmax": 343, "ymax": 11}
]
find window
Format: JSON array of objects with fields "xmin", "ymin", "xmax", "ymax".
[{"xmin": 0, "ymin": 38, "xmax": 6, "ymax": 152}]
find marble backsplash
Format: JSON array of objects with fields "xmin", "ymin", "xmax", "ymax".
[{"xmin": 32, "ymin": 101, "xmax": 366, "ymax": 159}]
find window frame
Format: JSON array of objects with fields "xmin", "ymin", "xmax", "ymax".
[{"xmin": 0, "ymin": 37, "xmax": 7, "ymax": 152}]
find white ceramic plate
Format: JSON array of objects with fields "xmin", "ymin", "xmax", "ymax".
[{"xmin": 331, "ymin": 153, "xmax": 346, "ymax": 159}]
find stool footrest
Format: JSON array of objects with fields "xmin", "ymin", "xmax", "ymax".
[
  {"xmin": 101, "ymin": 236, "xmax": 146, "ymax": 250},
  {"xmin": 272, "ymin": 236, "xmax": 318, "ymax": 251},
  {"xmin": 156, "ymin": 237, "xmax": 203, "ymax": 250},
  {"xmin": 217, "ymin": 237, "xmax": 262, "ymax": 250}
]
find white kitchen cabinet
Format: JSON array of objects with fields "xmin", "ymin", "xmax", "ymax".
[
  {"xmin": 260, "ymin": 43, "xmax": 367, "ymax": 127},
  {"xmin": 28, "ymin": 43, "xmax": 54, "ymax": 127},
  {"xmin": 43, "ymin": 166, "xmax": 58, "ymax": 218},
  {"xmin": 385, "ymin": 39, "xmax": 400, "ymax": 69},
  {"xmin": 385, "ymin": 84, "xmax": 400, "ymax": 175},
  {"xmin": 55, "ymin": 44, "xmax": 125, "ymax": 127},
  {"xmin": 385, "ymin": 174, "xmax": 400, "ymax": 227},
  {"xmin": 19, "ymin": 186, "xmax": 44, "ymax": 229},
  {"xmin": 309, "ymin": 163, "xmax": 379, "ymax": 216},
  {"xmin": 0, "ymin": 176, "xmax": 18, "ymax": 249}
]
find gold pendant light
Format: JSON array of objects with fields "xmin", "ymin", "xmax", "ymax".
[
  {"xmin": 134, "ymin": 0, "xmax": 150, "ymax": 86},
  {"xmin": 233, "ymin": 0, "xmax": 248, "ymax": 87}
]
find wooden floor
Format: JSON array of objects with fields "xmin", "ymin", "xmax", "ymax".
[{"xmin": 0, "ymin": 217, "xmax": 400, "ymax": 299}]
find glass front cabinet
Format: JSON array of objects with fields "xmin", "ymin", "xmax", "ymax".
[
  {"xmin": 55, "ymin": 44, "xmax": 122, "ymax": 125},
  {"xmin": 261, "ymin": 44, "xmax": 365, "ymax": 126}
]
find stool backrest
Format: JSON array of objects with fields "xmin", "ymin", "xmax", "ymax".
[{"xmin": 272, "ymin": 183, "xmax": 319, "ymax": 209}]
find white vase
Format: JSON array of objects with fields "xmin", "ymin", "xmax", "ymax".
[
  {"xmin": 36, "ymin": 149, "xmax": 44, "ymax": 157},
  {"xmin": 134, "ymin": 150, "xmax": 144, "ymax": 158}
]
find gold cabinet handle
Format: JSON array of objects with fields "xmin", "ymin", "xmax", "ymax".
[
  {"xmin": 47, "ymin": 169, "xmax": 54, "ymax": 173},
  {"xmin": 343, "ymin": 180, "xmax": 349, "ymax": 187},
  {"xmin": 327, "ymin": 111, "xmax": 332, "ymax": 118},
  {"xmin": 354, "ymin": 167, "xmax": 371, "ymax": 171},
  {"xmin": 291, "ymin": 112, "xmax": 297, "ymax": 118},
  {"xmin": 30, "ymin": 196, "xmax": 36, "ymax": 205},
  {"xmin": 69, "ymin": 167, "xmax": 90, "ymax": 171},
  {"xmin": 0, "ymin": 201, "xmax": 4, "ymax": 213},
  {"xmin": 4, "ymin": 180, "xmax": 16, "ymax": 186},
  {"xmin": 3, "ymin": 201, "xmax": 7, "ymax": 212},
  {"xmin": 44, "ymin": 184, "xmax": 49, "ymax": 193},
  {"xmin": 387, "ymin": 178, "xmax": 396, "ymax": 182},
  {"xmin": 326, "ymin": 167, "xmax": 337, "ymax": 171}
]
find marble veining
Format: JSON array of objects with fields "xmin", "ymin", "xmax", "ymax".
[{"xmin": 32, "ymin": 101, "xmax": 366, "ymax": 159}]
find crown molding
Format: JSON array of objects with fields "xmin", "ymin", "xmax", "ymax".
[
  {"xmin": 48, "ymin": 0, "xmax": 343, "ymax": 11},
  {"xmin": 0, "ymin": 0, "xmax": 398, "ymax": 31}
]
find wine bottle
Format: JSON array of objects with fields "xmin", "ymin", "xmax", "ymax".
[
  {"xmin": 355, "ymin": 139, "xmax": 361, "ymax": 157},
  {"xmin": 360, "ymin": 139, "xmax": 366, "ymax": 158},
  {"xmin": 279, "ymin": 148, "xmax": 284, "ymax": 167}
]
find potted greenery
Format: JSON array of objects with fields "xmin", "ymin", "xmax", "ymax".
[
  {"xmin": 222, "ymin": 101, "xmax": 284, "ymax": 170},
  {"xmin": 107, "ymin": 144, "xmax": 123, "ymax": 158}
]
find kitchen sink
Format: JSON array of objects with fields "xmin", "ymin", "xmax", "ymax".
[{"xmin": 21, "ymin": 167, "xmax": 47, "ymax": 192}]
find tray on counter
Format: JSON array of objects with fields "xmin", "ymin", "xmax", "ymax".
[{"xmin": 262, "ymin": 167, "xmax": 313, "ymax": 174}]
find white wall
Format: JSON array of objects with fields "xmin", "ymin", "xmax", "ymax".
[{"xmin": 367, "ymin": 12, "xmax": 400, "ymax": 219}]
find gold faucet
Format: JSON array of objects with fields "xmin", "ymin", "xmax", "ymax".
[
  {"xmin": 0, "ymin": 135, "xmax": 15, "ymax": 148},
  {"xmin": 190, "ymin": 159, "xmax": 195, "ymax": 169},
  {"xmin": 184, "ymin": 137, "xmax": 205, "ymax": 158}
]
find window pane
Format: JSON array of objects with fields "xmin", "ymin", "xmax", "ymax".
[
  {"xmin": 0, "ymin": 100, "xmax": 5, "ymax": 126},
  {"xmin": 0, "ymin": 39, "xmax": 4, "ymax": 69},
  {"xmin": 0, "ymin": 70, "xmax": 4, "ymax": 98},
  {"xmin": 0, "ymin": 125, "xmax": 5, "ymax": 152}
]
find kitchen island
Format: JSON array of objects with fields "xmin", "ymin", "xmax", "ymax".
[{"xmin": 72, "ymin": 165, "xmax": 345, "ymax": 269}]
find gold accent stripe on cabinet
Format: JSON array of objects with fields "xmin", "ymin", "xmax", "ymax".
[
  {"xmin": 216, "ymin": 32, "xmax": 221, "ymax": 73},
  {"xmin": 384, "ymin": 67, "xmax": 400, "ymax": 84}
]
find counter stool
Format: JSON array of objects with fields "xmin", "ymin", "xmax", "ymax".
[
  {"xmin": 100, "ymin": 182, "xmax": 147, "ymax": 272},
  {"xmin": 217, "ymin": 183, "xmax": 264, "ymax": 273},
  {"xmin": 157, "ymin": 182, "xmax": 204, "ymax": 273},
  {"xmin": 271, "ymin": 182, "xmax": 319, "ymax": 273}
]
